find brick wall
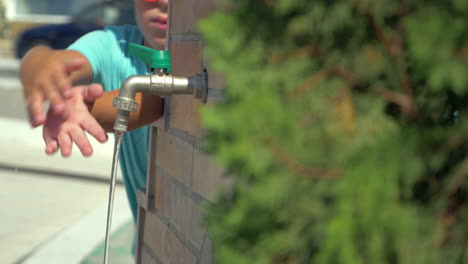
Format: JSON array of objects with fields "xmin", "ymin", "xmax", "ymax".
[{"xmin": 135, "ymin": 1, "xmax": 226, "ymax": 263}]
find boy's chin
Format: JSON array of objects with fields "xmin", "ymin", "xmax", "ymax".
[{"xmin": 144, "ymin": 37, "xmax": 167, "ymax": 50}]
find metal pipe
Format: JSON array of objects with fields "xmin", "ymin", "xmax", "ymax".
[
  {"xmin": 112, "ymin": 71, "xmax": 207, "ymax": 132},
  {"xmin": 116, "ymin": 74, "xmax": 192, "ymax": 99}
]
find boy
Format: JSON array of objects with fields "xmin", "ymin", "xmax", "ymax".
[{"xmin": 19, "ymin": 0, "xmax": 168, "ymax": 250}]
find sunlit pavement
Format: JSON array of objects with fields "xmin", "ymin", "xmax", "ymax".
[
  {"xmin": 0, "ymin": 54, "xmax": 134, "ymax": 263},
  {"xmin": 81, "ymin": 221, "xmax": 134, "ymax": 264}
]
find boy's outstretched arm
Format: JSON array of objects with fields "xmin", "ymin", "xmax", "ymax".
[
  {"xmin": 22, "ymin": 46, "xmax": 164, "ymax": 156},
  {"xmin": 20, "ymin": 46, "xmax": 93, "ymax": 127},
  {"xmin": 43, "ymin": 87, "xmax": 163, "ymax": 157},
  {"xmin": 90, "ymin": 90, "xmax": 163, "ymax": 132}
]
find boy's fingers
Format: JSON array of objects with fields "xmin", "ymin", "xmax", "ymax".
[
  {"xmin": 43, "ymin": 130, "xmax": 58, "ymax": 154},
  {"xmin": 82, "ymin": 116, "xmax": 108, "ymax": 143},
  {"xmin": 65, "ymin": 58, "xmax": 85, "ymax": 74},
  {"xmin": 51, "ymin": 70, "xmax": 72, "ymax": 98},
  {"xmin": 44, "ymin": 136, "xmax": 58, "ymax": 155},
  {"xmin": 26, "ymin": 93, "xmax": 46, "ymax": 127},
  {"xmin": 43, "ymin": 82, "xmax": 65, "ymax": 115},
  {"xmin": 83, "ymin": 84, "xmax": 104, "ymax": 103},
  {"xmin": 57, "ymin": 132, "xmax": 72, "ymax": 157},
  {"xmin": 69, "ymin": 127, "xmax": 93, "ymax": 157},
  {"xmin": 50, "ymin": 102, "xmax": 65, "ymax": 115},
  {"xmin": 62, "ymin": 59, "xmax": 86, "ymax": 98}
]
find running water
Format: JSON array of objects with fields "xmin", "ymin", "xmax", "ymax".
[{"xmin": 103, "ymin": 131, "xmax": 123, "ymax": 264}]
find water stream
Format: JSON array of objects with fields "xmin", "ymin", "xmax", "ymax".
[{"xmin": 103, "ymin": 131, "xmax": 123, "ymax": 264}]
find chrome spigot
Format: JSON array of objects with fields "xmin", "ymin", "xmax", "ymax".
[{"xmin": 112, "ymin": 44, "xmax": 208, "ymax": 132}]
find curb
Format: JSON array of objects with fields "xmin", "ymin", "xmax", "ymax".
[{"xmin": 0, "ymin": 161, "xmax": 124, "ymax": 185}]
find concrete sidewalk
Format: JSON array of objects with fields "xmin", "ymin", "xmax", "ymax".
[
  {"xmin": 0, "ymin": 116, "xmax": 133, "ymax": 263},
  {"xmin": 0, "ymin": 117, "xmax": 119, "ymax": 182},
  {"xmin": 19, "ymin": 191, "xmax": 134, "ymax": 264}
]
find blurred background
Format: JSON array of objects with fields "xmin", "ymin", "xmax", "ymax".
[
  {"xmin": 0, "ymin": 0, "xmax": 135, "ymax": 263},
  {"xmin": 2, "ymin": 0, "xmax": 468, "ymax": 264}
]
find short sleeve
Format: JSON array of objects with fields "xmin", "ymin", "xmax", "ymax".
[{"xmin": 67, "ymin": 25, "xmax": 143, "ymax": 91}]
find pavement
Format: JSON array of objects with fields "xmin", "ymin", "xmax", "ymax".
[{"xmin": 0, "ymin": 43, "xmax": 135, "ymax": 264}]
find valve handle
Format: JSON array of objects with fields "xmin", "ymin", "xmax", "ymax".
[{"xmin": 128, "ymin": 43, "xmax": 171, "ymax": 73}]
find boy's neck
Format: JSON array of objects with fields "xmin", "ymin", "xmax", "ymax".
[{"xmin": 143, "ymin": 39, "xmax": 166, "ymax": 51}]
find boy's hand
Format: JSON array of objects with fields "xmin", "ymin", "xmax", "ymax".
[
  {"xmin": 43, "ymin": 84, "xmax": 108, "ymax": 157},
  {"xmin": 25, "ymin": 57, "xmax": 85, "ymax": 127},
  {"xmin": 20, "ymin": 47, "xmax": 92, "ymax": 128}
]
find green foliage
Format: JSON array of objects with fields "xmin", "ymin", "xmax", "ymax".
[{"xmin": 199, "ymin": 0, "xmax": 468, "ymax": 263}]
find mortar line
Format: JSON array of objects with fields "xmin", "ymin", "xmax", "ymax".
[
  {"xmin": 142, "ymin": 243, "xmax": 164, "ymax": 264},
  {"xmin": 171, "ymin": 33, "xmax": 202, "ymax": 42},
  {"xmin": 0, "ymin": 162, "xmax": 123, "ymax": 185},
  {"xmin": 155, "ymin": 165, "xmax": 212, "ymax": 206},
  {"xmin": 154, "ymin": 210, "xmax": 202, "ymax": 260}
]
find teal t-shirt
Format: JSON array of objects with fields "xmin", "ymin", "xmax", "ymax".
[{"xmin": 68, "ymin": 25, "xmax": 150, "ymax": 223}]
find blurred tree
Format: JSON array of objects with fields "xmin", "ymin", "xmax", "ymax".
[
  {"xmin": 199, "ymin": 0, "xmax": 468, "ymax": 263},
  {"xmin": 0, "ymin": 0, "xmax": 7, "ymax": 38}
]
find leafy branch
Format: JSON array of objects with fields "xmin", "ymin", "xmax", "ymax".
[{"xmin": 264, "ymin": 136, "xmax": 341, "ymax": 179}]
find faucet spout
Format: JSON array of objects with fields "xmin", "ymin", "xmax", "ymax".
[
  {"xmin": 113, "ymin": 71, "xmax": 207, "ymax": 132},
  {"xmin": 116, "ymin": 75, "xmax": 151, "ymax": 102}
]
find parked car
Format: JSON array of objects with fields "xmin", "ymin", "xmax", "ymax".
[{"xmin": 15, "ymin": 0, "xmax": 134, "ymax": 58}]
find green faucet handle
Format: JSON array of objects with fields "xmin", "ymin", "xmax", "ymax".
[{"xmin": 128, "ymin": 43, "xmax": 171, "ymax": 73}]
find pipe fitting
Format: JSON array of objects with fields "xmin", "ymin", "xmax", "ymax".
[
  {"xmin": 150, "ymin": 74, "xmax": 191, "ymax": 95},
  {"xmin": 190, "ymin": 71, "xmax": 208, "ymax": 101},
  {"xmin": 113, "ymin": 97, "xmax": 138, "ymax": 112},
  {"xmin": 114, "ymin": 109, "xmax": 130, "ymax": 132}
]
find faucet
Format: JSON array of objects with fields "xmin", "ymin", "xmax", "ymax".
[{"xmin": 112, "ymin": 43, "xmax": 208, "ymax": 132}]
